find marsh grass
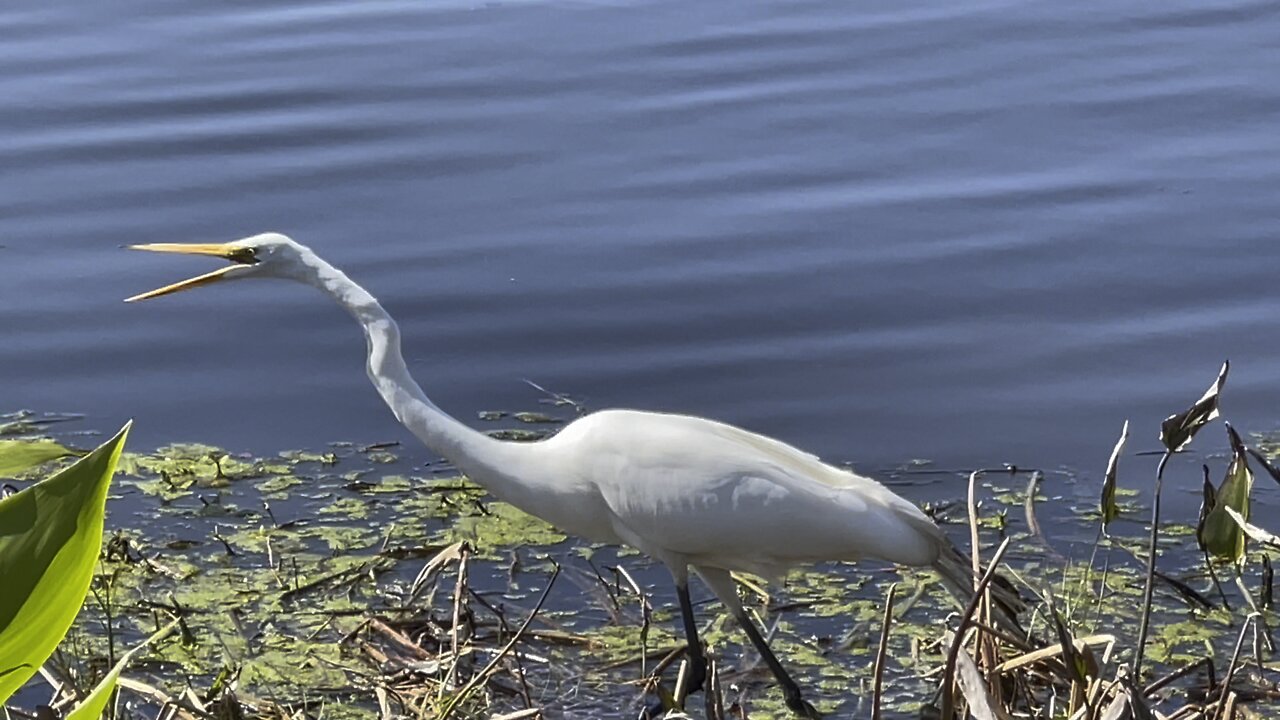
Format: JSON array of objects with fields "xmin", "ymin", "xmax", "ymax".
[{"xmin": 2, "ymin": 388, "xmax": 1280, "ymax": 719}]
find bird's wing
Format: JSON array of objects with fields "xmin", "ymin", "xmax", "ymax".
[{"xmin": 567, "ymin": 410, "xmax": 944, "ymax": 573}]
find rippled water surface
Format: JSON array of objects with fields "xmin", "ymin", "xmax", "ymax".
[
  {"xmin": 5, "ymin": 0, "xmax": 1280, "ymax": 505},
  {"xmin": 8, "ymin": 1, "xmax": 1280, "ymax": 717}
]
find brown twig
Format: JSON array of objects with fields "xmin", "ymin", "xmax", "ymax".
[
  {"xmin": 940, "ymin": 536, "xmax": 1013, "ymax": 719},
  {"xmin": 871, "ymin": 582, "xmax": 899, "ymax": 720},
  {"xmin": 440, "ymin": 564, "xmax": 560, "ymax": 718}
]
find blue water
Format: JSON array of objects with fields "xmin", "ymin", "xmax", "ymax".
[
  {"xmin": 4, "ymin": 0, "xmax": 1280, "ymax": 500},
  {"xmin": 8, "ymin": 2, "xmax": 1280, "ymax": 717}
]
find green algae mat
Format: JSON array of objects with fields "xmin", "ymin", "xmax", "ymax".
[{"xmin": 3, "ymin": 406, "xmax": 1280, "ymax": 719}]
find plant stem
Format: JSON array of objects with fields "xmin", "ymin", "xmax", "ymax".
[
  {"xmin": 871, "ymin": 583, "xmax": 898, "ymax": 720},
  {"xmin": 940, "ymin": 536, "xmax": 1012, "ymax": 720},
  {"xmin": 1132, "ymin": 450, "xmax": 1171, "ymax": 679}
]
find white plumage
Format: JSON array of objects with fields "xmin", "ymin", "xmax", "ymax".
[
  {"xmin": 127, "ymin": 233, "xmax": 996, "ymax": 718},
  {"xmin": 544, "ymin": 409, "xmax": 944, "ymax": 576}
]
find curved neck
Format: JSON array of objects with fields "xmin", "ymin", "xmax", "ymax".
[{"xmin": 302, "ymin": 252, "xmax": 500, "ymax": 472}]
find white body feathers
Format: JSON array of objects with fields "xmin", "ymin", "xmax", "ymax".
[
  {"xmin": 147, "ymin": 234, "xmax": 954, "ymax": 590},
  {"xmin": 128, "ymin": 233, "xmax": 1009, "ymax": 716},
  {"xmin": 528, "ymin": 409, "xmax": 944, "ymax": 579}
]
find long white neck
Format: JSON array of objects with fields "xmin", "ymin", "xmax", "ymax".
[{"xmin": 300, "ymin": 250, "xmax": 531, "ymax": 490}]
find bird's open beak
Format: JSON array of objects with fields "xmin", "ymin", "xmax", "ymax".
[{"xmin": 124, "ymin": 243, "xmax": 259, "ymax": 302}]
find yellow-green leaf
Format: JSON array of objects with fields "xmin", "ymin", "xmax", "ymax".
[
  {"xmin": 1100, "ymin": 419, "xmax": 1129, "ymax": 528},
  {"xmin": 0, "ymin": 422, "xmax": 131, "ymax": 703},
  {"xmin": 63, "ymin": 620, "xmax": 178, "ymax": 720},
  {"xmin": 0, "ymin": 439, "xmax": 78, "ymax": 476},
  {"xmin": 1199, "ymin": 423, "xmax": 1252, "ymax": 563},
  {"xmin": 61, "ymin": 658, "xmax": 125, "ymax": 720}
]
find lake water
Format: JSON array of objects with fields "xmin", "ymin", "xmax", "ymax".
[
  {"xmin": 7, "ymin": 1, "xmax": 1280, "ymax": 716},
  {"xmin": 5, "ymin": 1, "xmax": 1280, "ymax": 527}
]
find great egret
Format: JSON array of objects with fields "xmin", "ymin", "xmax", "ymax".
[{"xmin": 127, "ymin": 233, "xmax": 1007, "ymax": 717}]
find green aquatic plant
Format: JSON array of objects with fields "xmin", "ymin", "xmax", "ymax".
[
  {"xmin": 1198, "ymin": 424, "xmax": 1254, "ymax": 564},
  {"xmin": 0, "ymin": 423, "xmax": 130, "ymax": 703},
  {"xmin": 62, "ymin": 620, "xmax": 178, "ymax": 720},
  {"xmin": 1099, "ymin": 420, "xmax": 1128, "ymax": 529},
  {"xmin": 8, "ymin": 391, "xmax": 1280, "ymax": 719},
  {"xmin": 0, "ymin": 437, "xmax": 78, "ymax": 476},
  {"xmin": 1135, "ymin": 360, "xmax": 1229, "ymax": 678}
]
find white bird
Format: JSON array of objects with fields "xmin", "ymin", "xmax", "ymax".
[{"xmin": 127, "ymin": 233, "xmax": 1003, "ymax": 717}]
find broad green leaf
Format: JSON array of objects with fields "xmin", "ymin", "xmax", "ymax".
[
  {"xmin": 0, "ymin": 439, "xmax": 77, "ymax": 476},
  {"xmin": 1199, "ymin": 423, "xmax": 1252, "ymax": 563},
  {"xmin": 0, "ymin": 422, "xmax": 131, "ymax": 703},
  {"xmin": 63, "ymin": 619, "xmax": 178, "ymax": 720},
  {"xmin": 1100, "ymin": 420, "xmax": 1129, "ymax": 529},
  {"xmin": 1159, "ymin": 360, "xmax": 1228, "ymax": 452}
]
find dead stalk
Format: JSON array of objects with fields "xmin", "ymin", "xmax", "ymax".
[
  {"xmin": 440, "ymin": 564, "xmax": 561, "ymax": 718},
  {"xmin": 871, "ymin": 582, "xmax": 899, "ymax": 720},
  {"xmin": 940, "ymin": 536, "xmax": 1013, "ymax": 720}
]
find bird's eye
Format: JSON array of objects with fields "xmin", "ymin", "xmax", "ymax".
[{"xmin": 229, "ymin": 247, "xmax": 260, "ymax": 265}]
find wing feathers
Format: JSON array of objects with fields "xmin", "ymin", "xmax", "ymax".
[{"xmin": 576, "ymin": 410, "xmax": 944, "ymax": 569}]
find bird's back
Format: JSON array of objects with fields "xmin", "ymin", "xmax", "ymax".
[{"xmin": 546, "ymin": 409, "xmax": 945, "ymax": 578}]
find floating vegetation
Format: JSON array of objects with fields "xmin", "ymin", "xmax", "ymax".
[{"xmin": 4, "ymin": 368, "xmax": 1280, "ymax": 719}]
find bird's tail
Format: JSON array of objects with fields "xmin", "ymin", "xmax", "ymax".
[{"xmin": 931, "ymin": 541, "xmax": 1026, "ymax": 637}]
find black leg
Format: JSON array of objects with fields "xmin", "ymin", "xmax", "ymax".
[
  {"xmin": 676, "ymin": 581, "xmax": 709, "ymax": 698},
  {"xmin": 733, "ymin": 609, "xmax": 821, "ymax": 718},
  {"xmin": 640, "ymin": 579, "xmax": 710, "ymax": 719}
]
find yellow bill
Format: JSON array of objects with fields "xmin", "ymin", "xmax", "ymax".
[{"xmin": 125, "ymin": 242, "xmax": 258, "ymax": 302}]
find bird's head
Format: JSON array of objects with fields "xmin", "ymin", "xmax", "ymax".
[{"xmin": 125, "ymin": 232, "xmax": 311, "ymax": 302}]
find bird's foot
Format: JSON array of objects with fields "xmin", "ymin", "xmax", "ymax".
[
  {"xmin": 680, "ymin": 653, "xmax": 708, "ymax": 698},
  {"xmin": 783, "ymin": 686, "xmax": 822, "ymax": 719},
  {"xmin": 640, "ymin": 674, "xmax": 687, "ymax": 720},
  {"xmin": 641, "ymin": 652, "xmax": 707, "ymax": 719}
]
